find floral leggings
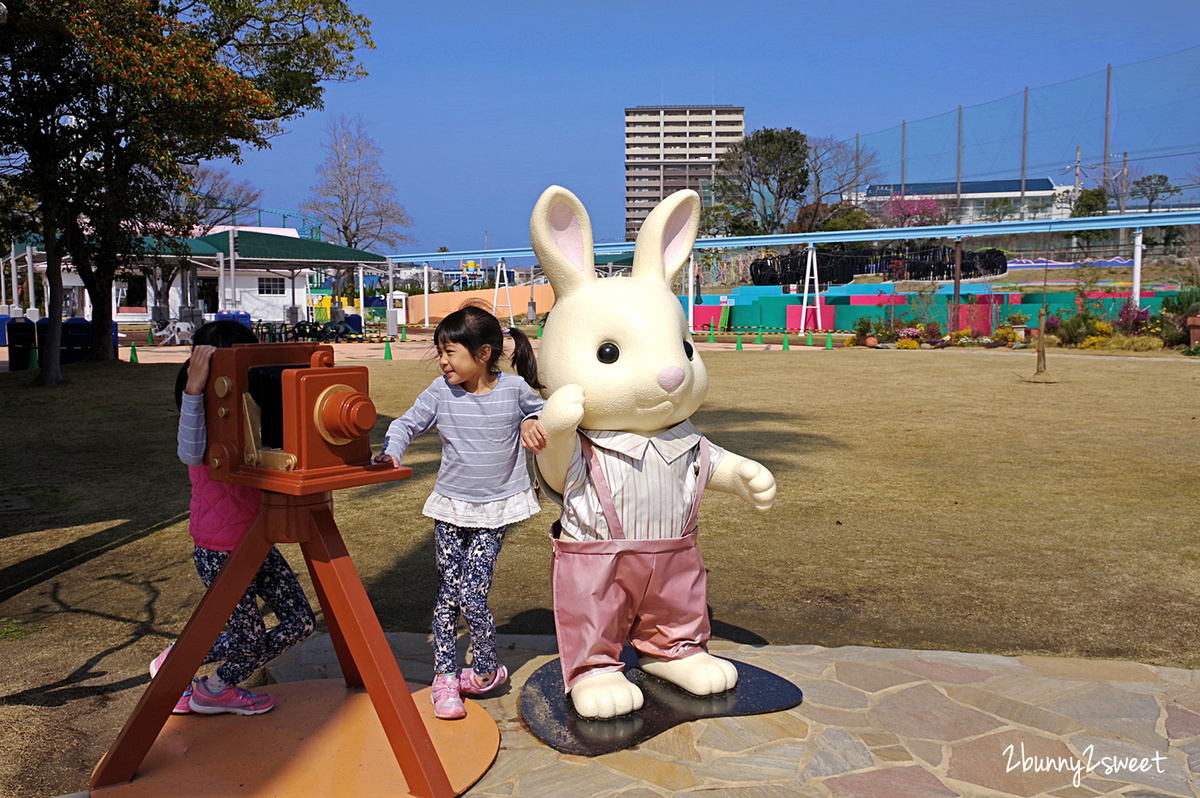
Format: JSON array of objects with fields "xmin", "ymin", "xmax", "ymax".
[
  {"xmin": 193, "ymin": 545, "xmax": 316, "ymax": 685},
  {"xmin": 432, "ymin": 521, "xmax": 506, "ymax": 676}
]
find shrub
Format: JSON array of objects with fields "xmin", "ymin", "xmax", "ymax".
[
  {"xmin": 1183, "ymin": 343, "xmax": 1200, "ymax": 357},
  {"xmin": 897, "ymin": 327, "xmax": 921, "ymax": 340},
  {"xmin": 1158, "ymin": 311, "xmax": 1189, "ymax": 346},
  {"xmin": 1058, "ymin": 314, "xmax": 1090, "ymax": 345},
  {"xmin": 1115, "ymin": 302, "xmax": 1151, "ymax": 335},
  {"xmin": 1041, "ymin": 334, "xmax": 1061, "ymax": 347},
  {"xmin": 992, "ymin": 326, "xmax": 1017, "ymax": 344},
  {"xmin": 1080, "ymin": 335, "xmax": 1108, "ymax": 349},
  {"xmin": 922, "ymin": 321, "xmax": 942, "ymax": 340},
  {"xmin": 843, "ymin": 336, "xmax": 856, "ymax": 347},
  {"xmin": 1093, "ymin": 320, "xmax": 1114, "ymax": 337},
  {"xmin": 1162, "ymin": 288, "xmax": 1200, "ymax": 317},
  {"xmin": 1103, "ymin": 334, "xmax": 1164, "ymax": 351},
  {"xmin": 852, "ymin": 316, "xmax": 873, "ymax": 337},
  {"xmin": 1045, "ymin": 315, "xmax": 1061, "ymax": 333},
  {"xmin": 896, "ymin": 339, "xmax": 919, "ymax": 350}
]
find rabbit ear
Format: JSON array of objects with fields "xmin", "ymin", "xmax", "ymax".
[
  {"xmin": 530, "ymin": 186, "xmax": 596, "ymax": 299},
  {"xmin": 632, "ymin": 189, "xmax": 700, "ymax": 286}
]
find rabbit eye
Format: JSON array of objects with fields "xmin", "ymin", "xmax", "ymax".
[
  {"xmin": 683, "ymin": 340, "xmax": 694, "ymax": 360},
  {"xmin": 596, "ymin": 342, "xmax": 620, "ymax": 364}
]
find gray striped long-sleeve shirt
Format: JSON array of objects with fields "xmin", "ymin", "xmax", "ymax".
[
  {"xmin": 382, "ymin": 372, "xmax": 545, "ymax": 503},
  {"xmin": 177, "ymin": 392, "xmax": 207, "ymax": 466}
]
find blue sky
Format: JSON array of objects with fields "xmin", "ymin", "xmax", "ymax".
[{"xmin": 216, "ymin": 1, "xmax": 1200, "ymax": 260}]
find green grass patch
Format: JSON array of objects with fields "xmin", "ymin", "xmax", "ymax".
[{"xmin": 0, "ymin": 617, "xmax": 45, "ymax": 641}]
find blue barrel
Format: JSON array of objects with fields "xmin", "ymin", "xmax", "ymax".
[
  {"xmin": 345, "ymin": 313, "xmax": 363, "ymax": 334},
  {"xmin": 6, "ymin": 318, "xmax": 36, "ymax": 370},
  {"xmin": 62, "ymin": 318, "xmax": 93, "ymax": 364},
  {"xmin": 215, "ymin": 310, "xmax": 252, "ymax": 328},
  {"xmin": 0, "ymin": 315, "xmax": 9, "ymax": 346}
]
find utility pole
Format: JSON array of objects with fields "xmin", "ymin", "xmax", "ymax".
[
  {"xmin": 1102, "ymin": 64, "xmax": 1112, "ymax": 189},
  {"xmin": 1020, "ymin": 88, "xmax": 1028, "ymax": 220},
  {"xmin": 1118, "ymin": 151, "xmax": 1129, "ymax": 250},
  {"xmin": 956, "ymin": 106, "xmax": 963, "ymax": 222}
]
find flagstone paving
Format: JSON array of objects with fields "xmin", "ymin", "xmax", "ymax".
[{"xmin": 265, "ymin": 633, "xmax": 1200, "ymax": 797}]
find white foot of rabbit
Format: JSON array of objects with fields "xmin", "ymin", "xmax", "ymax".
[
  {"xmin": 638, "ymin": 652, "xmax": 738, "ymax": 696},
  {"xmin": 570, "ymin": 671, "xmax": 644, "ymax": 719}
]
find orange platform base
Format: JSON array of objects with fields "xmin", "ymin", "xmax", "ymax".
[{"xmin": 90, "ymin": 680, "xmax": 499, "ymax": 797}]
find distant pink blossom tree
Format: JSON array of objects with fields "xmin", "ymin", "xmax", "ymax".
[{"xmin": 878, "ymin": 194, "xmax": 948, "ymax": 227}]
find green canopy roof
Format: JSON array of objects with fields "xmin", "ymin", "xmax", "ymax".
[
  {"xmin": 136, "ymin": 236, "xmax": 222, "ymax": 256},
  {"xmin": 593, "ymin": 252, "xmax": 633, "ymax": 266},
  {"xmin": 197, "ymin": 230, "xmax": 386, "ymax": 263}
]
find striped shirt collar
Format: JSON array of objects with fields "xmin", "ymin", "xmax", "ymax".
[{"xmin": 580, "ymin": 420, "xmax": 702, "ymax": 465}]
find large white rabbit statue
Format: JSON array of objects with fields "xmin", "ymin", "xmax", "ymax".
[{"xmin": 530, "ymin": 185, "xmax": 777, "ymax": 719}]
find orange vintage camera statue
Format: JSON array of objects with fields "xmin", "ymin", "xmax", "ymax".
[
  {"xmin": 204, "ymin": 342, "xmax": 404, "ymax": 495},
  {"xmin": 92, "ymin": 342, "xmax": 494, "ymax": 797}
]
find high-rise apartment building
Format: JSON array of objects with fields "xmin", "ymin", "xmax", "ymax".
[{"xmin": 624, "ymin": 105, "xmax": 745, "ymax": 240}]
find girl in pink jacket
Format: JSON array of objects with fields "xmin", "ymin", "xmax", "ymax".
[{"xmin": 153, "ymin": 320, "xmax": 315, "ymax": 716}]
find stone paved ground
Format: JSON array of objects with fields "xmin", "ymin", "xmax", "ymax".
[{"xmin": 265, "ymin": 633, "xmax": 1200, "ymax": 798}]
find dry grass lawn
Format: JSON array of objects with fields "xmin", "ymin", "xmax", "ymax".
[
  {"xmin": 1, "ymin": 346, "xmax": 1199, "ymax": 795},
  {"xmin": 3, "ymin": 348, "xmax": 1198, "ymax": 665}
]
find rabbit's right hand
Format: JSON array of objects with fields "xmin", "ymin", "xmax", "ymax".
[{"xmin": 541, "ymin": 384, "xmax": 586, "ymax": 435}]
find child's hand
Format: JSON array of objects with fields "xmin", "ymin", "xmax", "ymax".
[
  {"xmin": 373, "ymin": 452, "xmax": 400, "ymax": 468},
  {"xmin": 521, "ymin": 418, "xmax": 547, "ymax": 452},
  {"xmin": 185, "ymin": 345, "xmax": 216, "ymax": 395}
]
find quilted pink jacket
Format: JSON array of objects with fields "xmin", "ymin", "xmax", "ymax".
[{"xmin": 187, "ymin": 465, "xmax": 262, "ymax": 551}]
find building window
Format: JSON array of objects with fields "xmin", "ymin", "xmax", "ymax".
[{"xmin": 258, "ymin": 277, "xmax": 285, "ymax": 295}]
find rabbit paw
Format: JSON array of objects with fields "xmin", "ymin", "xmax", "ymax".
[
  {"xmin": 570, "ymin": 671, "xmax": 644, "ymax": 718},
  {"xmin": 541, "ymin": 384, "xmax": 586, "ymax": 435},
  {"xmin": 738, "ymin": 459, "xmax": 776, "ymax": 511},
  {"xmin": 638, "ymin": 652, "xmax": 738, "ymax": 695}
]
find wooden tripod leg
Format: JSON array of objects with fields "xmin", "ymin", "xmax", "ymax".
[
  {"xmin": 302, "ymin": 546, "xmax": 364, "ymax": 688},
  {"xmin": 91, "ymin": 528, "xmax": 275, "ymax": 789},
  {"xmin": 302, "ymin": 505, "xmax": 454, "ymax": 798}
]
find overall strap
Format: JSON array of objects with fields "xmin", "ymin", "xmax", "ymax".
[
  {"xmin": 578, "ymin": 434, "xmax": 625, "ymax": 540},
  {"xmin": 682, "ymin": 436, "xmax": 710, "ymax": 535}
]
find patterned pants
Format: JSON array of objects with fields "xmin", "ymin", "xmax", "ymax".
[
  {"xmin": 432, "ymin": 521, "xmax": 506, "ymax": 676},
  {"xmin": 193, "ymin": 545, "xmax": 316, "ymax": 685}
]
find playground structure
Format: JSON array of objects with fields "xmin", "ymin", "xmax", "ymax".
[{"xmin": 90, "ymin": 343, "xmax": 497, "ymax": 797}]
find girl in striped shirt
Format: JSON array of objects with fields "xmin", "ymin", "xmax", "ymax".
[{"xmin": 376, "ymin": 306, "xmax": 546, "ymax": 719}]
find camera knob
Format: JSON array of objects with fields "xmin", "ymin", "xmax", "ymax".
[{"xmin": 316, "ymin": 387, "xmax": 376, "ymax": 445}]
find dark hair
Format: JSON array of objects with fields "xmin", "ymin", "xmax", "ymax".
[
  {"xmin": 434, "ymin": 304, "xmax": 543, "ymax": 390},
  {"xmin": 174, "ymin": 320, "xmax": 260, "ymax": 408}
]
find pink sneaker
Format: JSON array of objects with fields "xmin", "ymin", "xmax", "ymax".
[
  {"xmin": 149, "ymin": 643, "xmax": 173, "ymax": 678},
  {"xmin": 431, "ymin": 673, "xmax": 465, "ymax": 719},
  {"xmin": 150, "ymin": 644, "xmax": 192, "ymax": 714},
  {"xmin": 458, "ymin": 665, "xmax": 508, "ymax": 696},
  {"xmin": 188, "ymin": 676, "xmax": 275, "ymax": 715},
  {"xmin": 172, "ymin": 686, "xmax": 194, "ymax": 715}
]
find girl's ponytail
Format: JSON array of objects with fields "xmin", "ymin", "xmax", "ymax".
[{"xmin": 508, "ymin": 327, "xmax": 544, "ymax": 390}]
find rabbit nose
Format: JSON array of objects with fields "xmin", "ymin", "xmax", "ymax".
[{"xmin": 657, "ymin": 366, "xmax": 685, "ymax": 392}]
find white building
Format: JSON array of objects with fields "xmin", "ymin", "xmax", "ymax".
[
  {"xmin": 858, "ymin": 178, "xmax": 1070, "ymax": 223},
  {"xmin": 625, "ymin": 105, "xmax": 745, "ymax": 239}
]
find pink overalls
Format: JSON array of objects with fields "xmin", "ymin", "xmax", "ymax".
[{"xmin": 552, "ymin": 435, "xmax": 711, "ymax": 692}]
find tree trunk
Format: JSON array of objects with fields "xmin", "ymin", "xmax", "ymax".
[
  {"xmin": 88, "ymin": 278, "xmax": 116, "ymax": 361},
  {"xmin": 1035, "ymin": 306, "xmax": 1047, "ymax": 375},
  {"xmin": 76, "ymin": 256, "xmax": 118, "ymax": 362},
  {"xmin": 37, "ymin": 214, "xmax": 66, "ymax": 387}
]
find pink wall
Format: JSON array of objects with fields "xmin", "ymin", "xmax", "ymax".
[
  {"xmin": 786, "ymin": 304, "xmax": 836, "ymax": 332},
  {"xmin": 691, "ymin": 305, "xmax": 724, "ymax": 332},
  {"xmin": 952, "ymin": 304, "xmax": 994, "ymax": 336},
  {"xmin": 849, "ymin": 295, "xmax": 906, "ymax": 306}
]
